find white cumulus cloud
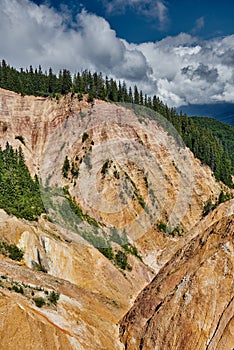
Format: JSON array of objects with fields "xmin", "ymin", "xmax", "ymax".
[
  {"xmin": 0, "ymin": 0, "xmax": 233, "ymax": 107},
  {"xmin": 135, "ymin": 34, "xmax": 234, "ymax": 106}
]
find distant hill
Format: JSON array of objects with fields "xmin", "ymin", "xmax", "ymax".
[
  {"xmin": 192, "ymin": 116, "xmax": 234, "ymax": 174},
  {"xmin": 177, "ymin": 103, "xmax": 234, "ymax": 126}
]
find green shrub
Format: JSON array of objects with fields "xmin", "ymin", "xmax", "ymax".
[
  {"xmin": 114, "ymin": 250, "xmax": 131, "ymax": 270},
  {"xmin": 101, "ymin": 159, "xmax": 110, "ymax": 175},
  {"xmin": 113, "ymin": 170, "xmax": 120, "ymax": 179},
  {"xmin": 203, "ymin": 191, "xmax": 233, "ymax": 217},
  {"xmin": 32, "ymin": 262, "xmax": 47, "ymax": 273},
  {"xmin": 62, "ymin": 156, "xmax": 70, "ymax": 178},
  {"xmin": 218, "ymin": 190, "xmax": 233, "ymax": 204},
  {"xmin": 33, "ymin": 296, "xmax": 45, "ymax": 308},
  {"xmin": 136, "ymin": 193, "xmax": 146, "ymax": 209},
  {"xmin": 8, "ymin": 244, "xmax": 24, "ymax": 261},
  {"xmin": 203, "ymin": 199, "xmax": 215, "ymax": 216},
  {"xmin": 157, "ymin": 221, "xmax": 167, "ymax": 232},
  {"xmin": 15, "ymin": 135, "xmax": 25, "ymax": 145},
  {"xmin": 122, "ymin": 243, "xmax": 142, "ymax": 260},
  {"xmin": 0, "ymin": 241, "xmax": 24, "ymax": 261},
  {"xmin": 12, "ymin": 285, "xmax": 24, "ymax": 294},
  {"xmin": 48, "ymin": 291, "xmax": 60, "ymax": 305},
  {"xmin": 77, "ymin": 92, "xmax": 83, "ymax": 101},
  {"xmin": 169, "ymin": 227, "xmax": 182, "ymax": 237},
  {"xmin": 87, "ymin": 92, "xmax": 94, "ymax": 103},
  {"xmin": 82, "ymin": 132, "xmax": 89, "ymax": 143},
  {"xmin": 98, "ymin": 246, "xmax": 114, "ymax": 260},
  {"xmin": 71, "ymin": 162, "xmax": 79, "ymax": 178},
  {"xmin": 79, "ymin": 110, "xmax": 86, "ymax": 119}
]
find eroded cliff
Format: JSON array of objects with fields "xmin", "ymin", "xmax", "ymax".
[
  {"xmin": 120, "ymin": 200, "xmax": 234, "ymax": 350},
  {"xmin": 0, "ymin": 88, "xmax": 233, "ymax": 349}
]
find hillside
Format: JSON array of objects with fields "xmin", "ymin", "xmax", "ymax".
[
  {"xmin": 120, "ymin": 200, "xmax": 234, "ymax": 350},
  {"xmin": 0, "ymin": 87, "xmax": 233, "ymax": 349},
  {"xmin": 1, "ymin": 60, "xmax": 233, "ymax": 187},
  {"xmin": 178, "ymin": 103, "xmax": 234, "ymax": 126},
  {"xmin": 192, "ymin": 116, "xmax": 234, "ymax": 173}
]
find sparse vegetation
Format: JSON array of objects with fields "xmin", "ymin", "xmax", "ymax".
[
  {"xmin": 12, "ymin": 285, "xmax": 24, "ymax": 294},
  {"xmin": 42, "ymin": 186, "xmax": 101, "ymax": 229},
  {"xmin": 77, "ymin": 92, "xmax": 83, "ymax": 101},
  {"xmin": 203, "ymin": 190, "xmax": 233, "ymax": 216},
  {"xmin": 71, "ymin": 162, "xmax": 79, "ymax": 178},
  {"xmin": 169, "ymin": 227, "xmax": 183, "ymax": 237},
  {"xmin": 15, "ymin": 135, "xmax": 25, "ymax": 145},
  {"xmin": 32, "ymin": 261, "xmax": 48, "ymax": 273},
  {"xmin": 203, "ymin": 199, "xmax": 215, "ymax": 217},
  {"xmin": 218, "ymin": 190, "xmax": 233, "ymax": 204},
  {"xmin": 149, "ymin": 188, "xmax": 156, "ymax": 205},
  {"xmin": 101, "ymin": 159, "xmax": 111, "ymax": 175},
  {"xmin": 122, "ymin": 243, "xmax": 142, "ymax": 261},
  {"xmin": 82, "ymin": 132, "xmax": 89, "ymax": 143},
  {"xmin": 48, "ymin": 291, "xmax": 60, "ymax": 305},
  {"xmin": 62, "ymin": 156, "xmax": 70, "ymax": 178},
  {"xmin": 0, "ymin": 240, "xmax": 24, "ymax": 261},
  {"xmin": 109, "ymin": 227, "xmax": 141, "ymax": 267},
  {"xmin": 0, "ymin": 275, "xmax": 60, "ymax": 309},
  {"xmin": 113, "ymin": 170, "xmax": 120, "ymax": 179},
  {"xmin": 98, "ymin": 246, "xmax": 114, "ymax": 260},
  {"xmin": 157, "ymin": 222, "xmax": 183, "ymax": 237},
  {"xmin": 114, "ymin": 250, "xmax": 132, "ymax": 271},
  {"xmin": 123, "ymin": 171, "xmax": 146, "ymax": 208},
  {"xmin": 67, "ymin": 193, "xmax": 99, "ymax": 227},
  {"xmin": 33, "ymin": 296, "xmax": 46, "ymax": 308},
  {"xmin": 157, "ymin": 221, "xmax": 167, "ymax": 233},
  {"xmin": 136, "ymin": 191, "xmax": 146, "ymax": 209}
]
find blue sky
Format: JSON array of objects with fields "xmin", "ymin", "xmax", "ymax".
[
  {"xmin": 0, "ymin": 0, "xmax": 234, "ymax": 111},
  {"xmin": 32, "ymin": 0, "xmax": 234, "ymax": 43}
]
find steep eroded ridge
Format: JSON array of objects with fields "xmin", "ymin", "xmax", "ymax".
[
  {"xmin": 119, "ymin": 200, "xmax": 234, "ymax": 350},
  {"xmin": 0, "ymin": 88, "xmax": 233, "ymax": 349}
]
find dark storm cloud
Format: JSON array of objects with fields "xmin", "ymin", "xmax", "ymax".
[
  {"xmin": 182, "ymin": 64, "xmax": 218, "ymax": 83},
  {"xmin": 193, "ymin": 64, "xmax": 218, "ymax": 83},
  {"xmin": 218, "ymin": 49, "xmax": 234, "ymax": 66}
]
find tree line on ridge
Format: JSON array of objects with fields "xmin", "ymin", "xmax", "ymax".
[{"xmin": 0, "ymin": 59, "xmax": 233, "ymax": 187}]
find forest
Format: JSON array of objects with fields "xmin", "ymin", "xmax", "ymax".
[
  {"xmin": 0, "ymin": 59, "xmax": 233, "ymax": 188},
  {"xmin": 0, "ymin": 143, "xmax": 44, "ymax": 220}
]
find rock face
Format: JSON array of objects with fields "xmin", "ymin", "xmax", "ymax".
[
  {"xmin": 0, "ymin": 209, "xmax": 152, "ymax": 350},
  {"xmin": 0, "ymin": 88, "xmax": 233, "ymax": 349},
  {"xmin": 119, "ymin": 200, "xmax": 234, "ymax": 350},
  {"xmin": 0, "ymin": 257, "xmax": 124, "ymax": 350}
]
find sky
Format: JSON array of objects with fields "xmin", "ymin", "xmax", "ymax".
[{"xmin": 0, "ymin": 0, "xmax": 234, "ymax": 109}]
